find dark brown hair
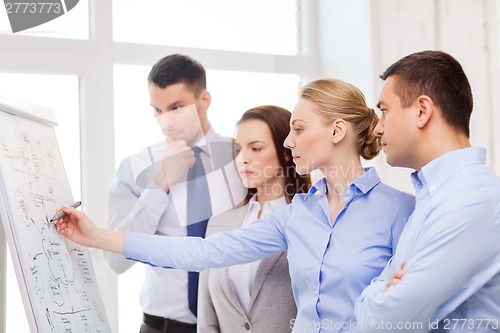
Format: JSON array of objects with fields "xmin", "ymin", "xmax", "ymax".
[
  {"xmin": 237, "ymin": 105, "xmax": 311, "ymax": 203},
  {"xmin": 147, "ymin": 53, "xmax": 206, "ymax": 96},
  {"xmin": 380, "ymin": 50, "xmax": 473, "ymax": 137}
]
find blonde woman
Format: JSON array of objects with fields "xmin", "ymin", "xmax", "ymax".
[{"xmin": 56, "ymin": 78, "xmax": 415, "ymax": 333}]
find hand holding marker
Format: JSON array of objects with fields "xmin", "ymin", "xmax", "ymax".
[{"xmin": 50, "ymin": 201, "xmax": 81, "ymax": 223}]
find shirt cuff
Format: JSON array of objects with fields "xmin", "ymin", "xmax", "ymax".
[{"xmin": 137, "ymin": 187, "xmax": 170, "ymax": 216}]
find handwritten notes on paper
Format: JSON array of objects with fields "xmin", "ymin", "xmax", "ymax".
[{"xmin": 0, "ymin": 105, "xmax": 110, "ymax": 333}]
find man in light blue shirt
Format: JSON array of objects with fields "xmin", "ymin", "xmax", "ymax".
[{"xmin": 355, "ymin": 50, "xmax": 500, "ymax": 332}]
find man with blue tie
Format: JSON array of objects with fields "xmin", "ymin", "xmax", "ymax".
[{"xmin": 104, "ymin": 54, "xmax": 246, "ymax": 333}]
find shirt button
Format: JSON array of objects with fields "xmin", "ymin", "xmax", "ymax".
[
  {"xmin": 429, "ymin": 186, "xmax": 436, "ymax": 193},
  {"xmin": 245, "ymin": 322, "xmax": 251, "ymax": 330},
  {"xmin": 314, "ymin": 290, "xmax": 318, "ymax": 295}
]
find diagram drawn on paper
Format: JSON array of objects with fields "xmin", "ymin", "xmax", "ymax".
[{"xmin": 0, "ymin": 109, "xmax": 110, "ymax": 333}]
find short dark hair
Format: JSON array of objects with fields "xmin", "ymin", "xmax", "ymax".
[
  {"xmin": 380, "ymin": 50, "xmax": 473, "ymax": 137},
  {"xmin": 147, "ymin": 54, "xmax": 207, "ymax": 96},
  {"xmin": 237, "ymin": 105, "xmax": 311, "ymax": 203}
]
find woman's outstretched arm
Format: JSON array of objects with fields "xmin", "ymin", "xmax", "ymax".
[{"xmin": 55, "ymin": 206, "xmax": 125, "ymax": 254}]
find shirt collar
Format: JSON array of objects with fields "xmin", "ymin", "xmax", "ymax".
[
  {"xmin": 411, "ymin": 147, "xmax": 486, "ymax": 197},
  {"xmin": 303, "ymin": 166, "xmax": 381, "ymax": 201},
  {"xmin": 248, "ymin": 194, "xmax": 288, "ymax": 211},
  {"xmin": 192, "ymin": 127, "xmax": 217, "ymax": 157}
]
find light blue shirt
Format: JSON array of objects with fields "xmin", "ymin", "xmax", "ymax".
[
  {"xmin": 124, "ymin": 167, "xmax": 415, "ymax": 332},
  {"xmin": 355, "ymin": 147, "xmax": 500, "ymax": 332}
]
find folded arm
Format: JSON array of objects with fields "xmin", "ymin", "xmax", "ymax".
[{"xmin": 355, "ymin": 191, "xmax": 500, "ymax": 332}]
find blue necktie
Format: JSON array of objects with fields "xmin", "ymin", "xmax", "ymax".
[{"xmin": 186, "ymin": 146, "xmax": 211, "ymax": 317}]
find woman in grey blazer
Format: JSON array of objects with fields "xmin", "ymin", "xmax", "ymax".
[{"xmin": 197, "ymin": 105, "xmax": 311, "ymax": 333}]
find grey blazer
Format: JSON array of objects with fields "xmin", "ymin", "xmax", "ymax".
[{"xmin": 197, "ymin": 204, "xmax": 296, "ymax": 333}]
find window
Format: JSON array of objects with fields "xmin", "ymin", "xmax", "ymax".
[
  {"xmin": 114, "ymin": 65, "xmax": 300, "ymax": 164},
  {"xmin": 1, "ymin": 1, "xmax": 308, "ymax": 331},
  {"xmin": 113, "ymin": 0, "xmax": 298, "ymax": 55}
]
